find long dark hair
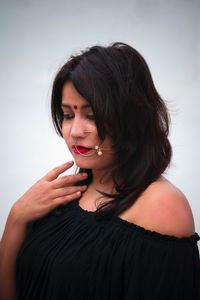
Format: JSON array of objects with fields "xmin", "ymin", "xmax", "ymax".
[{"xmin": 51, "ymin": 42, "xmax": 172, "ymax": 219}]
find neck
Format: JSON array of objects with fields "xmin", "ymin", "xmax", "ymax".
[
  {"xmin": 91, "ymin": 169, "xmax": 115, "ymax": 193},
  {"xmin": 78, "ymin": 169, "xmax": 115, "ymax": 211}
]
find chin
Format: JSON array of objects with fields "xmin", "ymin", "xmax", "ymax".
[
  {"xmin": 74, "ymin": 156, "xmax": 104, "ymax": 170},
  {"xmin": 74, "ymin": 157, "xmax": 94, "ymax": 169}
]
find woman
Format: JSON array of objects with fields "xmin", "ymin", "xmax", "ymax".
[{"xmin": 0, "ymin": 42, "xmax": 199, "ymax": 300}]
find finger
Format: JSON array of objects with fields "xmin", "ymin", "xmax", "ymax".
[
  {"xmin": 43, "ymin": 161, "xmax": 74, "ymax": 181},
  {"xmin": 51, "ymin": 172, "xmax": 88, "ymax": 188},
  {"xmin": 51, "ymin": 185, "xmax": 87, "ymax": 198},
  {"xmin": 52, "ymin": 191, "xmax": 82, "ymax": 207}
]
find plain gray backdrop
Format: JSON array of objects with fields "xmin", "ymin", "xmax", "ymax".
[{"xmin": 0, "ymin": 0, "xmax": 199, "ymax": 246}]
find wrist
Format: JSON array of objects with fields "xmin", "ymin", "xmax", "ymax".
[
  {"xmin": 8, "ymin": 206, "xmax": 28, "ymax": 228},
  {"xmin": 3, "ymin": 217, "xmax": 27, "ymax": 238}
]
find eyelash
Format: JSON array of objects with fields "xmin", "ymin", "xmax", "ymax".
[{"xmin": 62, "ymin": 114, "xmax": 95, "ymax": 121}]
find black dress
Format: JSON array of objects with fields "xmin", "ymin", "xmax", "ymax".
[{"xmin": 16, "ymin": 199, "xmax": 200, "ymax": 300}]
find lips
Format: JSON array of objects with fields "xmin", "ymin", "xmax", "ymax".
[{"xmin": 72, "ymin": 145, "xmax": 92, "ymax": 154}]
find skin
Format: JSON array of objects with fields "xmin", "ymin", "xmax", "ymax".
[
  {"xmin": 119, "ymin": 176, "xmax": 195, "ymax": 237},
  {"xmin": 0, "ymin": 80, "xmax": 116, "ymax": 300},
  {"xmin": 0, "ymin": 79, "xmax": 196, "ymax": 300},
  {"xmin": 0, "ymin": 161, "xmax": 89, "ymax": 300},
  {"xmin": 62, "ymin": 81, "xmax": 195, "ymax": 237},
  {"xmin": 61, "ymin": 80, "xmax": 116, "ymax": 210}
]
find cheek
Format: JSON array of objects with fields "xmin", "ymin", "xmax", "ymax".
[{"xmin": 61, "ymin": 125, "xmax": 70, "ymax": 141}]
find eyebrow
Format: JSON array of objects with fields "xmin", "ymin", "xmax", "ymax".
[{"xmin": 61, "ymin": 103, "xmax": 91, "ymax": 109}]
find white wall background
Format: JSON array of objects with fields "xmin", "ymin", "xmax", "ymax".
[{"xmin": 0, "ymin": 0, "xmax": 199, "ymax": 244}]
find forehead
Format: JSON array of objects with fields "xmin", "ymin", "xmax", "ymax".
[{"xmin": 62, "ymin": 81, "xmax": 89, "ymax": 107}]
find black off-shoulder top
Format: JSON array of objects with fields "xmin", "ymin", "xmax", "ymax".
[{"xmin": 16, "ymin": 199, "xmax": 200, "ymax": 300}]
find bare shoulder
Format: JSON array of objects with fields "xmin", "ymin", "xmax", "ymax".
[{"xmin": 126, "ymin": 176, "xmax": 195, "ymax": 238}]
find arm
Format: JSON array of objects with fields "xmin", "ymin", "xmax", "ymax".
[
  {"xmin": 127, "ymin": 177, "xmax": 195, "ymax": 237},
  {"xmin": 0, "ymin": 161, "xmax": 88, "ymax": 300},
  {"xmin": 0, "ymin": 216, "xmax": 27, "ymax": 300},
  {"xmin": 124, "ymin": 178, "xmax": 199, "ymax": 299}
]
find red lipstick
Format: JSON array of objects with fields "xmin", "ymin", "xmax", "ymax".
[{"xmin": 72, "ymin": 145, "xmax": 92, "ymax": 154}]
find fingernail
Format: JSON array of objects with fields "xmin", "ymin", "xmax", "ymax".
[{"xmin": 82, "ymin": 173, "xmax": 88, "ymax": 177}]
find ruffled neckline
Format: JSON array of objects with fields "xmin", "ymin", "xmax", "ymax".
[{"xmin": 73, "ymin": 199, "xmax": 200, "ymax": 244}]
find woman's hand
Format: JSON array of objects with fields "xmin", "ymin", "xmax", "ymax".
[
  {"xmin": 9, "ymin": 161, "xmax": 87, "ymax": 225},
  {"xmin": 1, "ymin": 161, "xmax": 86, "ymax": 300}
]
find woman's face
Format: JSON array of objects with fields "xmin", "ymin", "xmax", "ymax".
[{"xmin": 61, "ymin": 81, "xmax": 115, "ymax": 171}]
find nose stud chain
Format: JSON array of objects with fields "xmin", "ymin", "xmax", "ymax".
[
  {"xmin": 73, "ymin": 139, "xmax": 103, "ymax": 157},
  {"xmin": 94, "ymin": 145, "xmax": 103, "ymax": 156}
]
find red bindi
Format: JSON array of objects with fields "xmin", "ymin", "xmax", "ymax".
[{"xmin": 74, "ymin": 105, "xmax": 78, "ymax": 109}]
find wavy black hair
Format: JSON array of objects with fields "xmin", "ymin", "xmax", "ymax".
[{"xmin": 51, "ymin": 42, "xmax": 172, "ymax": 219}]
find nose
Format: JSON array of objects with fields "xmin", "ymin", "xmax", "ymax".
[{"xmin": 70, "ymin": 117, "xmax": 87, "ymax": 139}]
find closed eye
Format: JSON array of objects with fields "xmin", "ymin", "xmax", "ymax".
[
  {"xmin": 63, "ymin": 114, "xmax": 74, "ymax": 120},
  {"xmin": 63, "ymin": 113, "xmax": 95, "ymax": 121},
  {"xmin": 87, "ymin": 114, "xmax": 95, "ymax": 120}
]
